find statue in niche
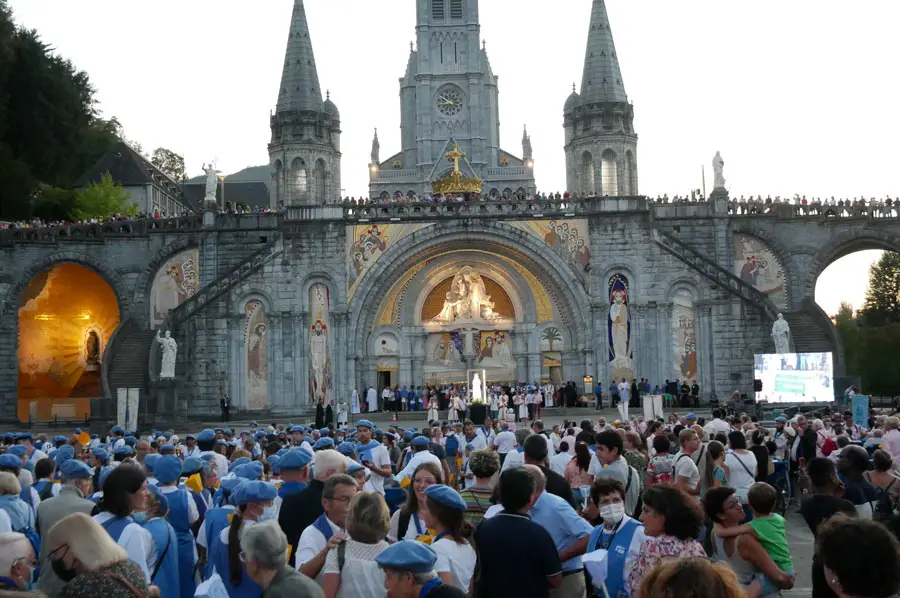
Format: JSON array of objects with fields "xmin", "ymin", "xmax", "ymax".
[
  {"xmin": 771, "ymin": 313, "xmax": 792, "ymax": 354},
  {"xmin": 156, "ymin": 330, "xmax": 178, "ymax": 379},
  {"xmin": 471, "ymin": 373, "xmax": 483, "ymax": 402},
  {"xmin": 433, "ymin": 266, "xmax": 497, "ymax": 323},
  {"xmin": 85, "ymin": 331, "xmax": 100, "ymax": 371}
]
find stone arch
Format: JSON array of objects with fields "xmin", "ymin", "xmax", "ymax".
[
  {"xmin": 598, "ymin": 263, "xmax": 642, "ymax": 302},
  {"xmin": 313, "ymin": 159, "xmax": 326, "ymax": 203},
  {"xmin": 290, "ymin": 157, "xmax": 308, "ymax": 203},
  {"xmin": 665, "ymin": 276, "xmax": 705, "ymax": 303},
  {"xmin": 132, "ymin": 237, "xmax": 200, "ymax": 325},
  {"xmin": 600, "ymin": 149, "xmax": 618, "ymax": 196},
  {"xmin": 233, "ymin": 289, "xmax": 276, "ymax": 316},
  {"xmin": 369, "ymin": 326, "xmax": 407, "ymax": 357},
  {"xmin": 347, "ymin": 221, "xmax": 591, "ymax": 358},
  {"xmin": 299, "ymin": 272, "xmax": 343, "ymax": 312},
  {"xmin": 803, "ymin": 229, "xmax": 900, "ymax": 300},
  {"xmin": 532, "ymin": 321, "xmax": 571, "ymax": 353},
  {"xmin": 581, "ymin": 151, "xmax": 595, "ymax": 196}
]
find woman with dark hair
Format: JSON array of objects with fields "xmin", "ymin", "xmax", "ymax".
[
  {"xmin": 388, "ymin": 462, "xmax": 442, "ymax": 542},
  {"xmin": 818, "ymin": 516, "xmax": 900, "ymax": 598},
  {"xmin": 750, "ymin": 430, "xmax": 773, "ymax": 483},
  {"xmin": 564, "ymin": 442, "xmax": 594, "ymax": 503},
  {"xmin": 92, "ymin": 464, "xmax": 154, "ymax": 582},
  {"xmin": 628, "ymin": 486, "xmax": 706, "ymax": 598},
  {"xmin": 423, "ymin": 484, "xmax": 476, "ymax": 591},
  {"xmin": 865, "ymin": 449, "xmax": 899, "ymax": 520},
  {"xmin": 210, "ymin": 480, "xmax": 277, "ymax": 598},
  {"xmin": 703, "ymin": 486, "xmax": 793, "ymax": 597}
]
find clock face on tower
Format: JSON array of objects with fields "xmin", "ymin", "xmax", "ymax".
[{"xmin": 436, "ymin": 87, "xmax": 463, "ymax": 117}]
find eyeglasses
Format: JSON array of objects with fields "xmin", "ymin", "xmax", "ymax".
[{"xmin": 324, "ymin": 495, "xmax": 353, "ymax": 504}]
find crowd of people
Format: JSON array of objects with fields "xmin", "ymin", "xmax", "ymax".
[{"xmin": 0, "ymin": 405, "xmax": 898, "ymax": 598}]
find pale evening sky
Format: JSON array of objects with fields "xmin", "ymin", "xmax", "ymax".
[{"xmin": 8, "ymin": 0, "xmax": 898, "ymax": 315}]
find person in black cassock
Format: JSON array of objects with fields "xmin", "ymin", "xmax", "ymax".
[
  {"xmin": 324, "ymin": 400, "xmax": 334, "ymax": 427},
  {"xmin": 314, "ymin": 399, "xmax": 325, "ymax": 429}
]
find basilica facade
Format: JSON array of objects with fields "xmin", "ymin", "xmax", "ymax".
[{"xmin": 3, "ymin": 0, "xmax": 855, "ymax": 423}]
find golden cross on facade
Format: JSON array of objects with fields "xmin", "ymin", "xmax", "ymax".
[{"xmin": 446, "ymin": 143, "xmax": 466, "ymax": 175}]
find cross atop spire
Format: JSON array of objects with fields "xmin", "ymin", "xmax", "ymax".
[
  {"xmin": 580, "ymin": 0, "xmax": 628, "ymax": 104},
  {"xmin": 276, "ymin": 0, "xmax": 323, "ymax": 113}
]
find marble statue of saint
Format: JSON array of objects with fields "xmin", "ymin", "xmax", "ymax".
[
  {"xmin": 609, "ymin": 290, "xmax": 630, "ymax": 364},
  {"xmin": 156, "ymin": 330, "xmax": 177, "ymax": 379},
  {"xmin": 771, "ymin": 313, "xmax": 792, "ymax": 354},
  {"xmin": 712, "ymin": 151, "xmax": 726, "ymax": 189},
  {"xmin": 472, "ymin": 373, "xmax": 483, "ymax": 402},
  {"xmin": 202, "ymin": 162, "xmax": 219, "ymax": 201},
  {"xmin": 462, "ymin": 267, "xmax": 495, "ymax": 319}
]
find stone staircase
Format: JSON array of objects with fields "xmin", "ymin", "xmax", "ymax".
[
  {"xmin": 103, "ymin": 319, "xmax": 156, "ymax": 397},
  {"xmin": 783, "ymin": 298, "xmax": 840, "ymax": 355},
  {"xmin": 652, "ymin": 228, "xmax": 778, "ymax": 320}
]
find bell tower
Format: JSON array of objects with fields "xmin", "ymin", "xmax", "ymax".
[{"xmin": 268, "ymin": 0, "xmax": 342, "ymax": 207}]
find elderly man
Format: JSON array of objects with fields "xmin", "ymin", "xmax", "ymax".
[
  {"xmin": 377, "ymin": 540, "xmax": 467, "ymax": 598},
  {"xmin": 241, "ymin": 520, "xmax": 324, "ymax": 598},
  {"xmin": 0, "ymin": 532, "xmax": 37, "ymax": 590},
  {"xmin": 35, "ymin": 459, "xmax": 95, "ymax": 595},
  {"xmin": 294, "ymin": 473, "xmax": 358, "ymax": 582}
]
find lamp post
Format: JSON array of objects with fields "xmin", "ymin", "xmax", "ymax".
[{"xmin": 220, "ymin": 174, "xmax": 226, "ymax": 210}]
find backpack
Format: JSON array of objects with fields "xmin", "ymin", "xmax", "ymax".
[
  {"xmin": 818, "ymin": 431, "xmax": 837, "ymax": 457},
  {"xmin": 865, "ymin": 472, "xmax": 897, "ymax": 521},
  {"xmin": 445, "ymin": 435, "xmax": 459, "ymax": 458}
]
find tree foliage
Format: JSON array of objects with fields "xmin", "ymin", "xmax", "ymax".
[
  {"xmin": 0, "ymin": 1, "xmax": 123, "ymax": 220},
  {"xmin": 860, "ymin": 252, "xmax": 900, "ymax": 326},
  {"xmin": 151, "ymin": 147, "xmax": 186, "ymax": 182},
  {"xmin": 73, "ymin": 171, "xmax": 136, "ymax": 220}
]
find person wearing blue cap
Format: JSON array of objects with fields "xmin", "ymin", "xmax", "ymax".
[
  {"xmin": 197, "ymin": 429, "xmax": 229, "ymax": 479},
  {"xmin": 141, "ymin": 485, "xmax": 179, "ymax": 598},
  {"xmin": 348, "ymin": 461, "xmax": 368, "ymax": 490},
  {"xmin": 772, "ymin": 416, "xmax": 789, "ymax": 460},
  {"xmin": 376, "ymin": 541, "xmax": 467, "ymax": 598},
  {"xmin": 355, "ymin": 420, "xmax": 392, "ymax": 495},
  {"xmin": 16, "ymin": 433, "xmax": 48, "ymax": 473},
  {"xmin": 421, "ymin": 485, "xmax": 476, "ymax": 591},
  {"xmin": 211, "ymin": 480, "xmax": 277, "ymax": 598},
  {"xmin": 93, "ymin": 464, "xmax": 155, "ymax": 581},
  {"xmin": 0, "ymin": 451, "xmax": 39, "ymax": 510},
  {"xmin": 181, "ymin": 434, "xmax": 201, "ymax": 459},
  {"xmin": 144, "ymin": 453, "xmax": 162, "ymax": 486},
  {"xmin": 293, "ymin": 473, "xmax": 359, "ymax": 583},
  {"xmin": 33, "ymin": 454, "xmax": 60, "ymax": 500},
  {"xmin": 274, "ymin": 449, "xmax": 311, "ymax": 511},
  {"xmin": 155, "ymin": 454, "xmax": 198, "ymax": 598},
  {"xmin": 197, "ymin": 476, "xmax": 245, "ymax": 580},
  {"xmin": 314, "ymin": 437, "xmax": 335, "ymax": 451},
  {"xmin": 182, "ymin": 456, "xmax": 213, "ymax": 517}
]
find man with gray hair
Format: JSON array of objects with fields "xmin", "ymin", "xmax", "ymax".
[
  {"xmin": 241, "ymin": 520, "xmax": 323, "ymax": 598},
  {"xmin": 0, "ymin": 532, "xmax": 36, "ymax": 590}
]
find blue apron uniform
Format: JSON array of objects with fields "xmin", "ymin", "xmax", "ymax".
[
  {"xmin": 586, "ymin": 517, "xmax": 642, "ymax": 598},
  {"xmin": 101, "ymin": 515, "xmax": 134, "ymax": 542},
  {"xmin": 211, "ymin": 529, "xmax": 261, "ymax": 598},
  {"xmin": 144, "ymin": 518, "xmax": 179, "ymax": 598},
  {"xmin": 165, "ymin": 489, "xmax": 197, "ymax": 598},
  {"xmin": 203, "ymin": 507, "xmax": 233, "ymax": 580}
]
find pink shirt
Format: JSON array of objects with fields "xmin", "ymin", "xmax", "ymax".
[{"xmin": 883, "ymin": 429, "xmax": 900, "ymax": 470}]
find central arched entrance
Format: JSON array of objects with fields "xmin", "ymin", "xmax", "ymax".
[
  {"xmin": 347, "ymin": 221, "xmax": 590, "ymax": 393},
  {"xmin": 17, "ymin": 263, "xmax": 120, "ymax": 421}
]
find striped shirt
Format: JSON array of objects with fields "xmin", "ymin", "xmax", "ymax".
[{"xmin": 459, "ymin": 484, "xmax": 494, "ymax": 526}]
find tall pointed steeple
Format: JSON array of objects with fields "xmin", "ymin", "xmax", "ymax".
[
  {"xmin": 276, "ymin": 0, "xmax": 323, "ymax": 113},
  {"xmin": 580, "ymin": 0, "xmax": 627, "ymax": 104},
  {"xmin": 268, "ymin": 0, "xmax": 341, "ymax": 207}
]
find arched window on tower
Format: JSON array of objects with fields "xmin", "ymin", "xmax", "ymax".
[
  {"xmin": 291, "ymin": 157, "xmax": 308, "ymax": 204},
  {"xmin": 314, "ymin": 159, "xmax": 326, "ymax": 203},
  {"xmin": 601, "ymin": 150, "xmax": 618, "ymax": 196},
  {"xmin": 581, "ymin": 151, "xmax": 595, "ymax": 196}
]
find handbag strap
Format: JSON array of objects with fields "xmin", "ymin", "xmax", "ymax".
[
  {"xmin": 106, "ymin": 571, "xmax": 145, "ymax": 597},
  {"xmin": 731, "ymin": 452, "xmax": 754, "ymax": 478}
]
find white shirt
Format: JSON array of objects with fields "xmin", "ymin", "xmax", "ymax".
[
  {"xmin": 362, "ymin": 444, "xmax": 392, "ymax": 495},
  {"xmin": 395, "ymin": 450, "xmax": 441, "ymax": 484},
  {"xmin": 534, "ymin": 433, "xmax": 556, "ymax": 457},
  {"xmin": 93, "ymin": 512, "xmax": 154, "ymax": 582},
  {"xmin": 388, "ymin": 509, "xmax": 427, "ymax": 542},
  {"xmin": 476, "ymin": 426, "xmax": 495, "ymax": 447},
  {"xmin": 704, "ymin": 418, "xmax": 731, "ymax": 437},
  {"xmin": 483, "ymin": 504, "xmax": 504, "ymax": 519},
  {"xmin": 493, "ymin": 431, "xmax": 516, "ymax": 454},
  {"xmin": 295, "ymin": 516, "xmax": 342, "ymax": 583},
  {"xmin": 618, "ymin": 382, "xmax": 630, "ymax": 397},
  {"xmin": 500, "ymin": 449, "xmax": 525, "ymax": 472},
  {"xmin": 181, "ymin": 445, "xmax": 201, "ymax": 459},
  {"xmin": 550, "ymin": 452, "xmax": 572, "ymax": 477},
  {"xmin": 322, "ymin": 538, "xmax": 388, "ymax": 598},
  {"xmin": 725, "ymin": 450, "xmax": 758, "ymax": 502},
  {"xmin": 674, "ymin": 453, "xmax": 701, "ymax": 495},
  {"xmin": 433, "ymin": 537, "xmax": 477, "ymax": 591}
]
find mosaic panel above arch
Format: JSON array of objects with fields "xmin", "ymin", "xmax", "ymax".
[
  {"xmin": 373, "ymin": 249, "xmax": 557, "ymax": 330},
  {"xmin": 732, "ymin": 234, "xmax": 787, "ymax": 311},
  {"xmin": 346, "ymin": 223, "xmax": 433, "ymax": 300}
]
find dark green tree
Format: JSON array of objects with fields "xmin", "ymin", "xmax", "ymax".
[
  {"xmin": 859, "ymin": 252, "xmax": 900, "ymax": 326},
  {"xmin": 151, "ymin": 147, "xmax": 186, "ymax": 182},
  {"xmin": 833, "ymin": 301, "xmax": 863, "ymax": 378}
]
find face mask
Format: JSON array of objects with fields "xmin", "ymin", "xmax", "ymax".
[
  {"xmin": 51, "ymin": 558, "xmax": 77, "ymax": 582},
  {"xmin": 132, "ymin": 511, "xmax": 148, "ymax": 525},
  {"xmin": 257, "ymin": 505, "xmax": 277, "ymax": 522},
  {"xmin": 599, "ymin": 502, "xmax": 626, "ymax": 525}
]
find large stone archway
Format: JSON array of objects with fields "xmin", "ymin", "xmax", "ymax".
[{"xmin": 347, "ymin": 221, "xmax": 591, "ymax": 391}]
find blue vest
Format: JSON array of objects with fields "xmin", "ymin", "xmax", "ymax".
[
  {"xmin": 203, "ymin": 507, "xmax": 233, "ymax": 580},
  {"xmin": 211, "ymin": 531, "xmax": 261, "ymax": 598},
  {"xmin": 587, "ymin": 517, "xmax": 642, "ymax": 598},
  {"xmin": 277, "ymin": 481, "xmax": 308, "ymax": 499},
  {"xmin": 18, "ymin": 484, "xmax": 31, "ymax": 507},
  {"xmin": 143, "ymin": 518, "xmax": 179, "ymax": 598},
  {"xmin": 311, "ymin": 513, "xmax": 335, "ymax": 541},
  {"xmin": 164, "ymin": 488, "xmax": 197, "ymax": 598},
  {"xmin": 101, "ymin": 515, "xmax": 134, "ymax": 543},
  {"xmin": 33, "ymin": 480, "xmax": 51, "ymax": 499}
]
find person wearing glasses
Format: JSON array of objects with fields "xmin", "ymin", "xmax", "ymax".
[
  {"xmin": 294, "ymin": 474, "xmax": 359, "ymax": 583},
  {"xmin": 0, "ymin": 531, "xmax": 38, "ymax": 590}
]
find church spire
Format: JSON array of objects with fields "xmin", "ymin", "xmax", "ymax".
[
  {"xmin": 276, "ymin": 0, "xmax": 323, "ymax": 113},
  {"xmin": 370, "ymin": 128, "xmax": 380, "ymax": 165},
  {"xmin": 580, "ymin": 0, "xmax": 627, "ymax": 104}
]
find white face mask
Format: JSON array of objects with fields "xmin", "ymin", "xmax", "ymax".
[{"xmin": 599, "ymin": 502, "xmax": 626, "ymax": 525}]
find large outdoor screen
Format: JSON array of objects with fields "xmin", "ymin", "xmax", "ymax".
[{"xmin": 753, "ymin": 352, "xmax": 834, "ymax": 403}]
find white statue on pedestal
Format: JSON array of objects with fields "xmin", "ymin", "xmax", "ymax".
[
  {"xmin": 771, "ymin": 313, "xmax": 792, "ymax": 354},
  {"xmin": 712, "ymin": 151, "xmax": 726, "ymax": 189},
  {"xmin": 156, "ymin": 330, "xmax": 177, "ymax": 379},
  {"xmin": 471, "ymin": 373, "xmax": 483, "ymax": 402},
  {"xmin": 202, "ymin": 162, "xmax": 219, "ymax": 202}
]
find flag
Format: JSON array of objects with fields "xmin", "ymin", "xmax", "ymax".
[{"xmin": 77, "ymin": 431, "xmax": 91, "ymax": 446}]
